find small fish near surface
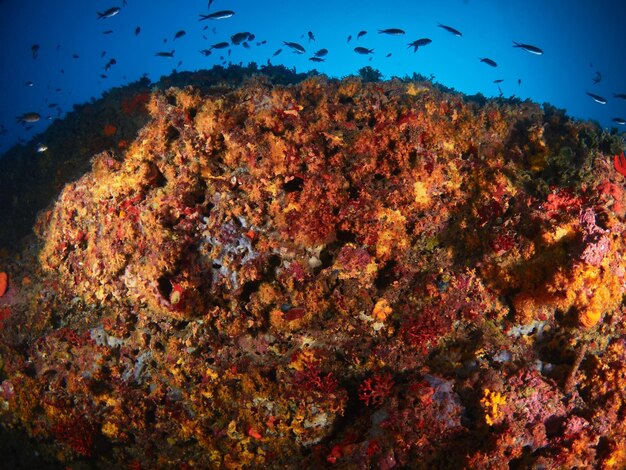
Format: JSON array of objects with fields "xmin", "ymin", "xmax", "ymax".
[
  {"xmin": 586, "ymin": 91, "xmax": 607, "ymax": 104},
  {"xmin": 407, "ymin": 38, "xmax": 432, "ymax": 52},
  {"xmin": 31, "ymin": 44, "xmax": 40, "ymax": 59},
  {"xmin": 308, "ymin": 31, "xmax": 315, "ymax": 42},
  {"xmin": 199, "ymin": 10, "xmax": 235, "ymax": 20},
  {"xmin": 309, "ymin": 57, "xmax": 325, "ymax": 62},
  {"xmin": 612, "ymin": 118, "xmax": 626, "ymax": 125},
  {"xmin": 174, "ymin": 30, "xmax": 186, "ymax": 40},
  {"xmin": 135, "ymin": 26, "xmax": 141, "ymax": 36},
  {"xmin": 357, "ymin": 30, "xmax": 367, "ymax": 39},
  {"xmin": 283, "ymin": 41, "xmax": 305, "ymax": 54},
  {"xmin": 613, "ymin": 93, "xmax": 626, "ymax": 100},
  {"xmin": 354, "ymin": 47, "xmax": 374, "ymax": 55},
  {"xmin": 98, "ymin": 7, "xmax": 121, "ymax": 19},
  {"xmin": 314, "ymin": 48, "xmax": 328, "ymax": 57},
  {"xmin": 210, "ymin": 42, "xmax": 230, "ymax": 50},
  {"xmin": 231, "ymin": 32, "xmax": 254, "ymax": 45},
  {"xmin": 16, "ymin": 112, "xmax": 41, "ymax": 124},
  {"xmin": 273, "ymin": 48, "xmax": 282, "ymax": 56},
  {"xmin": 378, "ymin": 28, "xmax": 405, "ymax": 35},
  {"xmin": 199, "ymin": 49, "xmax": 212, "ymax": 56},
  {"xmin": 155, "ymin": 50, "xmax": 175, "ymax": 58},
  {"xmin": 479, "ymin": 57, "xmax": 497, "ymax": 67},
  {"xmin": 104, "ymin": 58, "xmax": 116, "ymax": 71},
  {"xmin": 512, "ymin": 41, "xmax": 543, "ymax": 55},
  {"xmin": 437, "ymin": 23, "xmax": 462, "ymax": 37}
]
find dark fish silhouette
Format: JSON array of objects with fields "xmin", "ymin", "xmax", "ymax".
[
  {"xmin": 231, "ymin": 32, "xmax": 254, "ymax": 45},
  {"xmin": 199, "ymin": 10, "xmax": 235, "ymax": 20},
  {"xmin": 512, "ymin": 41, "xmax": 543, "ymax": 55},
  {"xmin": 97, "ymin": 7, "xmax": 121, "ymax": 19},
  {"xmin": 586, "ymin": 91, "xmax": 607, "ymax": 104},
  {"xmin": 493, "ymin": 79, "xmax": 504, "ymax": 83},
  {"xmin": 273, "ymin": 49, "xmax": 282, "ymax": 56},
  {"xmin": 309, "ymin": 57, "xmax": 324, "ymax": 62},
  {"xmin": 283, "ymin": 41, "xmax": 305, "ymax": 54},
  {"xmin": 614, "ymin": 93, "xmax": 626, "ymax": 100},
  {"xmin": 592, "ymin": 71, "xmax": 602, "ymax": 85},
  {"xmin": 102, "ymin": 30, "xmax": 114, "ymax": 34},
  {"xmin": 354, "ymin": 47, "xmax": 374, "ymax": 54},
  {"xmin": 407, "ymin": 38, "xmax": 432, "ymax": 52},
  {"xmin": 308, "ymin": 31, "xmax": 315, "ymax": 42},
  {"xmin": 135, "ymin": 26, "xmax": 141, "ymax": 36},
  {"xmin": 199, "ymin": 49, "xmax": 212, "ymax": 56},
  {"xmin": 155, "ymin": 50, "xmax": 175, "ymax": 57},
  {"xmin": 174, "ymin": 30, "xmax": 186, "ymax": 40},
  {"xmin": 386, "ymin": 53, "xmax": 392, "ymax": 57},
  {"xmin": 437, "ymin": 23, "xmax": 462, "ymax": 37},
  {"xmin": 100, "ymin": 51, "xmax": 106, "ymax": 58},
  {"xmin": 210, "ymin": 42, "xmax": 229, "ymax": 50},
  {"xmin": 378, "ymin": 28, "xmax": 405, "ymax": 35},
  {"xmin": 357, "ymin": 30, "xmax": 367, "ymax": 39},
  {"xmin": 31, "ymin": 44, "xmax": 39, "ymax": 59},
  {"xmin": 479, "ymin": 57, "xmax": 497, "ymax": 67},
  {"xmin": 104, "ymin": 58, "xmax": 116, "ymax": 71},
  {"xmin": 314, "ymin": 48, "xmax": 328, "ymax": 57},
  {"xmin": 347, "ymin": 35, "xmax": 352, "ymax": 43}
]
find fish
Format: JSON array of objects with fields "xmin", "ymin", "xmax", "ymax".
[
  {"xmin": 479, "ymin": 57, "xmax": 497, "ymax": 67},
  {"xmin": 199, "ymin": 49, "xmax": 212, "ymax": 56},
  {"xmin": 347, "ymin": 35, "xmax": 352, "ymax": 43},
  {"xmin": 47, "ymin": 103, "xmax": 58, "ymax": 108},
  {"xmin": 101, "ymin": 51, "xmax": 106, "ymax": 58},
  {"xmin": 378, "ymin": 28, "xmax": 405, "ymax": 35},
  {"xmin": 36, "ymin": 143, "xmax": 48, "ymax": 153},
  {"xmin": 512, "ymin": 41, "xmax": 543, "ymax": 55},
  {"xmin": 354, "ymin": 47, "xmax": 374, "ymax": 54},
  {"xmin": 273, "ymin": 48, "xmax": 282, "ymax": 56},
  {"xmin": 309, "ymin": 57, "xmax": 324, "ymax": 62},
  {"xmin": 199, "ymin": 10, "xmax": 235, "ymax": 20},
  {"xmin": 613, "ymin": 93, "xmax": 626, "ymax": 100},
  {"xmin": 357, "ymin": 30, "xmax": 367, "ymax": 39},
  {"xmin": 494, "ymin": 79, "xmax": 504, "ymax": 83},
  {"xmin": 210, "ymin": 42, "xmax": 230, "ymax": 50},
  {"xmin": 174, "ymin": 30, "xmax": 186, "ymax": 40},
  {"xmin": 592, "ymin": 71, "xmax": 602, "ymax": 85},
  {"xmin": 386, "ymin": 53, "xmax": 392, "ymax": 57},
  {"xmin": 283, "ymin": 41, "xmax": 305, "ymax": 54},
  {"xmin": 102, "ymin": 30, "xmax": 114, "ymax": 34},
  {"xmin": 25, "ymin": 81, "xmax": 34, "ymax": 87},
  {"xmin": 155, "ymin": 50, "xmax": 175, "ymax": 57},
  {"xmin": 437, "ymin": 23, "xmax": 462, "ymax": 37},
  {"xmin": 31, "ymin": 44, "xmax": 39, "ymax": 59},
  {"xmin": 314, "ymin": 48, "xmax": 328, "ymax": 57},
  {"xmin": 407, "ymin": 38, "xmax": 432, "ymax": 52},
  {"xmin": 97, "ymin": 7, "xmax": 121, "ymax": 19},
  {"xmin": 100, "ymin": 74, "xmax": 108, "ymax": 79},
  {"xmin": 308, "ymin": 31, "xmax": 315, "ymax": 42},
  {"xmin": 72, "ymin": 54, "xmax": 80, "ymax": 59},
  {"xmin": 104, "ymin": 58, "xmax": 116, "ymax": 70},
  {"xmin": 586, "ymin": 91, "xmax": 607, "ymax": 104},
  {"xmin": 135, "ymin": 26, "xmax": 141, "ymax": 36},
  {"xmin": 612, "ymin": 118, "xmax": 626, "ymax": 125},
  {"xmin": 257, "ymin": 40, "xmax": 266, "ymax": 45},
  {"xmin": 231, "ymin": 32, "xmax": 253, "ymax": 45},
  {"xmin": 16, "ymin": 112, "xmax": 41, "ymax": 123}
]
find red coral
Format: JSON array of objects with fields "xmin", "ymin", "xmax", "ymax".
[
  {"xmin": 51, "ymin": 416, "xmax": 97, "ymax": 456},
  {"xmin": 358, "ymin": 372, "xmax": 394, "ymax": 407}
]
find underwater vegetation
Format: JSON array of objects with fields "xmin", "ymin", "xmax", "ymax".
[{"xmin": 0, "ymin": 64, "xmax": 626, "ymax": 468}]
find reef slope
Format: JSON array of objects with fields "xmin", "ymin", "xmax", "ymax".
[{"xmin": 1, "ymin": 68, "xmax": 626, "ymax": 468}]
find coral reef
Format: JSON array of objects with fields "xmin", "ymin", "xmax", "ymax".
[{"xmin": 1, "ymin": 65, "xmax": 626, "ymax": 468}]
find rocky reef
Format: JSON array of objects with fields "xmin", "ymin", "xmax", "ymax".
[{"xmin": 1, "ymin": 65, "xmax": 626, "ymax": 468}]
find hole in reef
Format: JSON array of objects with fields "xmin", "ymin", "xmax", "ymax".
[
  {"xmin": 166, "ymin": 94, "xmax": 177, "ymax": 106},
  {"xmin": 157, "ymin": 275, "xmax": 173, "ymax": 300},
  {"xmin": 337, "ymin": 230, "xmax": 356, "ymax": 243},
  {"xmin": 188, "ymin": 107, "xmax": 197, "ymax": 119},
  {"xmin": 165, "ymin": 125, "xmax": 180, "ymax": 143},
  {"xmin": 375, "ymin": 260, "xmax": 398, "ymax": 289},
  {"xmin": 240, "ymin": 280, "xmax": 261, "ymax": 302},
  {"xmin": 283, "ymin": 176, "xmax": 304, "ymax": 193}
]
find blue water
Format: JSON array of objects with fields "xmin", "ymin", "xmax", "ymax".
[{"xmin": 1, "ymin": 0, "xmax": 625, "ymax": 155}]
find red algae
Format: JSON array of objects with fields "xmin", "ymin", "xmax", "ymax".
[{"xmin": 0, "ymin": 66, "xmax": 626, "ymax": 467}]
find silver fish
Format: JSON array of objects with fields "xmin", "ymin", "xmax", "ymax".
[
  {"xmin": 586, "ymin": 91, "xmax": 606, "ymax": 104},
  {"xmin": 437, "ymin": 23, "xmax": 462, "ymax": 37},
  {"xmin": 97, "ymin": 7, "xmax": 121, "ymax": 19},
  {"xmin": 283, "ymin": 41, "xmax": 305, "ymax": 54},
  {"xmin": 36, "ymin": 143, "xmax": 48, "ymax": 153},
  {"xmin": 611, "ymin": 118, "xmax": 626, "ymax": 125},
  {"xmin": 199, "ymin": 10, "xmax": 235, "ymax": 20},
  {"xmin": 512, "ymin": 41, "xmax": 543, "ymax": 55}
]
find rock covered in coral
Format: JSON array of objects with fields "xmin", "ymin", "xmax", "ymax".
[{"xmin": 1, "ymin": 68, "xmax": 626, "ymax": 468}]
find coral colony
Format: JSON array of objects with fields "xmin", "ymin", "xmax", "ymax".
[{"xmin": 1, "ymin": 65, "xmax": 626, "ymax": 468}]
